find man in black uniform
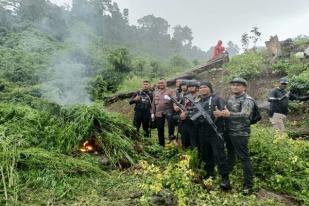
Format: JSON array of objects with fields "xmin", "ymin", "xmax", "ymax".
[
  {"xmin": 268, "ymin": 77, "xmax": 309, "ymax": 133},
  {"xmin": 185, "ymin": 81, "xmax": 230, "ymax": 189},
  {"xmin": 129, "ymin": 80, "xmax": 153, "ymax": 137}
]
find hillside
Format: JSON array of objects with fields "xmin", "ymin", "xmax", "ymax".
[{"xmin": 1, "ymin": 0, "xmax": 309, "ymax": 206}]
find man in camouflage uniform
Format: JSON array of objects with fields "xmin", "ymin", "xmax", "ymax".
[
  {"xmin": 173, "ymin": 80, "xmax": 188, "ymax": 142},
  {"xmin": 214, "ymin": 77, "xmax": 254, "ymax": 195},
  {"xmin": 178, "ymin": 80, "xmax": 199, "ymax": 148},
  {"xmin": 175, "ymin": 79, "xmax": 184, "ymax": 100}
]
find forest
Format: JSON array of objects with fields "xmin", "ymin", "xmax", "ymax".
[{"xmin": 0, "ymin": 0, "xmax": 309, "ymax": 205}]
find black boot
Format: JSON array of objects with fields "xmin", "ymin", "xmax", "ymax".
[
  {"xmin": 242, "ymin": 186, "xmax": 253, "ymax": 195},
  {"xmin": 220, "ymin": 177, "xmax": 231, "ymax": 190}
]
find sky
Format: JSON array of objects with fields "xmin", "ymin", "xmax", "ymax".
[{"xmin": 50, "ymin": 0, "xmax": 309, "ymax": 51}]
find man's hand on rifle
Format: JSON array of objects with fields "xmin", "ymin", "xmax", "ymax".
[{"xmin": 174, "ymin": 105, "xmax": 180, "ymax": 112}]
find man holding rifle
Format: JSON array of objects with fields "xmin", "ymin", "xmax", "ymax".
[
  {"xmin": 178, "ymin": 80, "xmax": 200, "ymax": 148},
  {"xmin": 180, "ymin": 81, "xmax": 231, "ymax": 190}
]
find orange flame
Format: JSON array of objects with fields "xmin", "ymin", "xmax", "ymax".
[{"xmin": 80, "ymin": 140, "xmax": 96, "ymax": 153}]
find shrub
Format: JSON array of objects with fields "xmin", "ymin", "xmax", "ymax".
[
  {"xmin": 289, "ymin": 69, "xmax": 309, "ymax": 96},
  {"xmin": 272, "ymin": 57, "xmax": 306, "ymax": 77},
  {"xmin": 226, "ymin": 51, "xmax": 264, "ymax": 80},
  {"xmin": 107, "ymin": 48, "xmax": 132, "ymax": 73},
  {"xmin": 250, "ymin": 126, "xmax": 309, "ymax": 204}
]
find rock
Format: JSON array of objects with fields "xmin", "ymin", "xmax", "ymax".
[
  {"xmin": 265, "ymin": 36, "xmax": 299, "ymax": 61},
  {"xmin": 294, "ymin": 52, "xmax": 305, "ymax": 59},
  {"xmin": 134, "ymin": 142, "xmax": 144, "ymax": 153},
  {"xmin": 258, "ymin": 101, "xmax": 270, "ymax": 112},
  {"xmin": 149, "ymin": 189, "xmax": 178, "ymax": 206},
  {"xmin": 256, "ymin": 188, "xmax": 302, "ymax": 206},
  {"xmin": 265, "ymin": 35, "xmax": 282, "ymax": 57},
  {"xmin": 99, "ymin": 156, "xmax": 110, "ymax": 166},
  {"xmin": 304, "ymin": 46, "xmax": 309, "ymax": 57}
]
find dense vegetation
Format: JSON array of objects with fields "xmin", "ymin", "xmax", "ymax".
[{"xmin": 0, "ymin": 0, "xmax": 309, "ymax": 205}]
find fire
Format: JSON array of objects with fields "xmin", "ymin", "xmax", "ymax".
[{"xmin": 80, "ymin": 139, "xmax": 96, "ymax": 153}]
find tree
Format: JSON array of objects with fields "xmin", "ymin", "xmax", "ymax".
[
  {"xmin": 123, "ymin": 8, "xmax": 129, "ymax": 23},
  {"xmin": 169, "ymin": 54, "xmax": 191, "ymax": 68},
  {"xmin": 250, "ymin": 26, "xmax": 261, "ymax": 48},
  {"xmin": 137, "ymin": 14, "xmax": 169, "ymax": 35},
  {"xmin": 241, "ymin": 27, "xmax": 262, "ymax": 51},
  {"xmin": 17, "ymin": 0, "xmax": 50, "ymax": 22},
  {"xmin": 107, "ymin": 48, "xmax": 132, "ymax": 73},
  {"xmin": 173, "ymin": 25, "xmax": 193, "ymax": 46},
  {"xmin": 149, "ymin": 60, "xmax": 163, "ymax": 79},
  {"xmin": 226, "ymin": 41, "xmax": 240, "ymax": 56},
  {"xmin": 241, "ymin": 32, "xmax": 249, "ymax": 51}
]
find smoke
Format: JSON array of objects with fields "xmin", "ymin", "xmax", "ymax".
[
  {"xmin": 44, "ymin": 57, "xmax": 92, "ymax": 105},
  {"xmin": 43, "ymin": 24, "xmax": 94, "ymax": 105},
  {"xmin": 41, "ymin": 2, "xmax": 99, "ymax": 106}
]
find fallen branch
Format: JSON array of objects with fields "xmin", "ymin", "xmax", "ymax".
[{"xmin": 105, "ymin": 54, "xmax": 229, "ymax": 104}]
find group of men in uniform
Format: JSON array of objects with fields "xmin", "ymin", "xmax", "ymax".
[
  {"xmin": 129, "ymin": 77, "xmax": 256, "ymax": 195},
  {"xmin": 129, "ymin": 76, "xmax": 309, "ymax": 195}
]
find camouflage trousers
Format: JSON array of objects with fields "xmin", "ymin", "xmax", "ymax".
[{"xmin": 270, "ymin": 113, "xmax": 287, "ymax": 133}]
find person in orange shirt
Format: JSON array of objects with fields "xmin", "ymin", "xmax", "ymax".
[{"xmin": 211, "ymin": 40, "xmax": 225, "ymax": 60}]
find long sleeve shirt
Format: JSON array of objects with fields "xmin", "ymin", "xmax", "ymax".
[
  {"xmin": 268, "ymin": 88, "xmax": 309, "ymax": 116},
  {"xmin": 151, "ymin": 88, "xmax": 174, "ymax": 117},
  {"xmin": 227, "ymin": 93, "xmax": 254, "ymax": 137},
  {"xmin": 129, "ymin": 90, "xmax": 153, "ymax": 112}
]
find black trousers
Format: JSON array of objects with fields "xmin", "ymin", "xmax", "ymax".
[
  {"xmin": 133, "ymin": 110, "xmax": 150, "ymax": 137},
  {"xmin": 181, "ymin": 120, "xmax": 198, "ymax": 149},
  {"xmin": 198, "ymin": 126, "xmax": 229, "ymax": 179},
  {"xmin": 225, "ymin": 134, "xmax": 253, "ymax": 187},
  {"xmin": 155, "ymin": 114, "xmax": 175, "ymax": 147}
]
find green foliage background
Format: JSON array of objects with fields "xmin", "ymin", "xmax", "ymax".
[{"xmin": 0, "ymin": 0, "xmax": 309, "ymax": 205}]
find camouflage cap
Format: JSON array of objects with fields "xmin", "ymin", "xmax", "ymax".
[
  {"xmin": 229, "ymin": 77, "xmax": 248, "ymax": 86},
  {"xmin": 279, "ymin": 77, "xmax": 288, "ymax": 84}
]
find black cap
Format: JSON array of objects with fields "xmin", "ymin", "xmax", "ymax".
[
  {"xmin": 187, "ymin": 80, "xmax": 199, "ymax": 88},
  {"xmin": 199, "ymin": 81, "xmax": 213, "ymax": 93},
  {"xmin": 179, "ymin": 79, "xmax": 188, "ymax": 86},
  {"xmin": 229, "ymin": 77, "xmax": 248, "ymax": 86}
]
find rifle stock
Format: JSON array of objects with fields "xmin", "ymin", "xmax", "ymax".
[{"xmin": 164, "ymin": 95, "xmax": 186, "ymax": 112}]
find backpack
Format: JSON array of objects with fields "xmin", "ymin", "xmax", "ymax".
[{"xmin": 246, "ymin": 95, "xmax": 262, "ymax": 124}]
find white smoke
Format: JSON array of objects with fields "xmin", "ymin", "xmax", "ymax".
[{"xmin": 42, "ymin": 17, "xmax": 96, "ymax": 105}]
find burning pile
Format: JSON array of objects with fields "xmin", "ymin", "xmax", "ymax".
[
  {"xmin": 57, "ymin": 105, "xmax": 140, "ymax": 166},
  {"xmin": 80, "ymin": 138, "xmax": 97, "ymax": 153}
]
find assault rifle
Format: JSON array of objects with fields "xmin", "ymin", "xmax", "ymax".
[
  {"xmin": 185, "ymin": 94, "xmax": 223, "ymax": 141},
  {"xmin": 164, "ymin": 95, "xmax": 186, "ymax": 112}
]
